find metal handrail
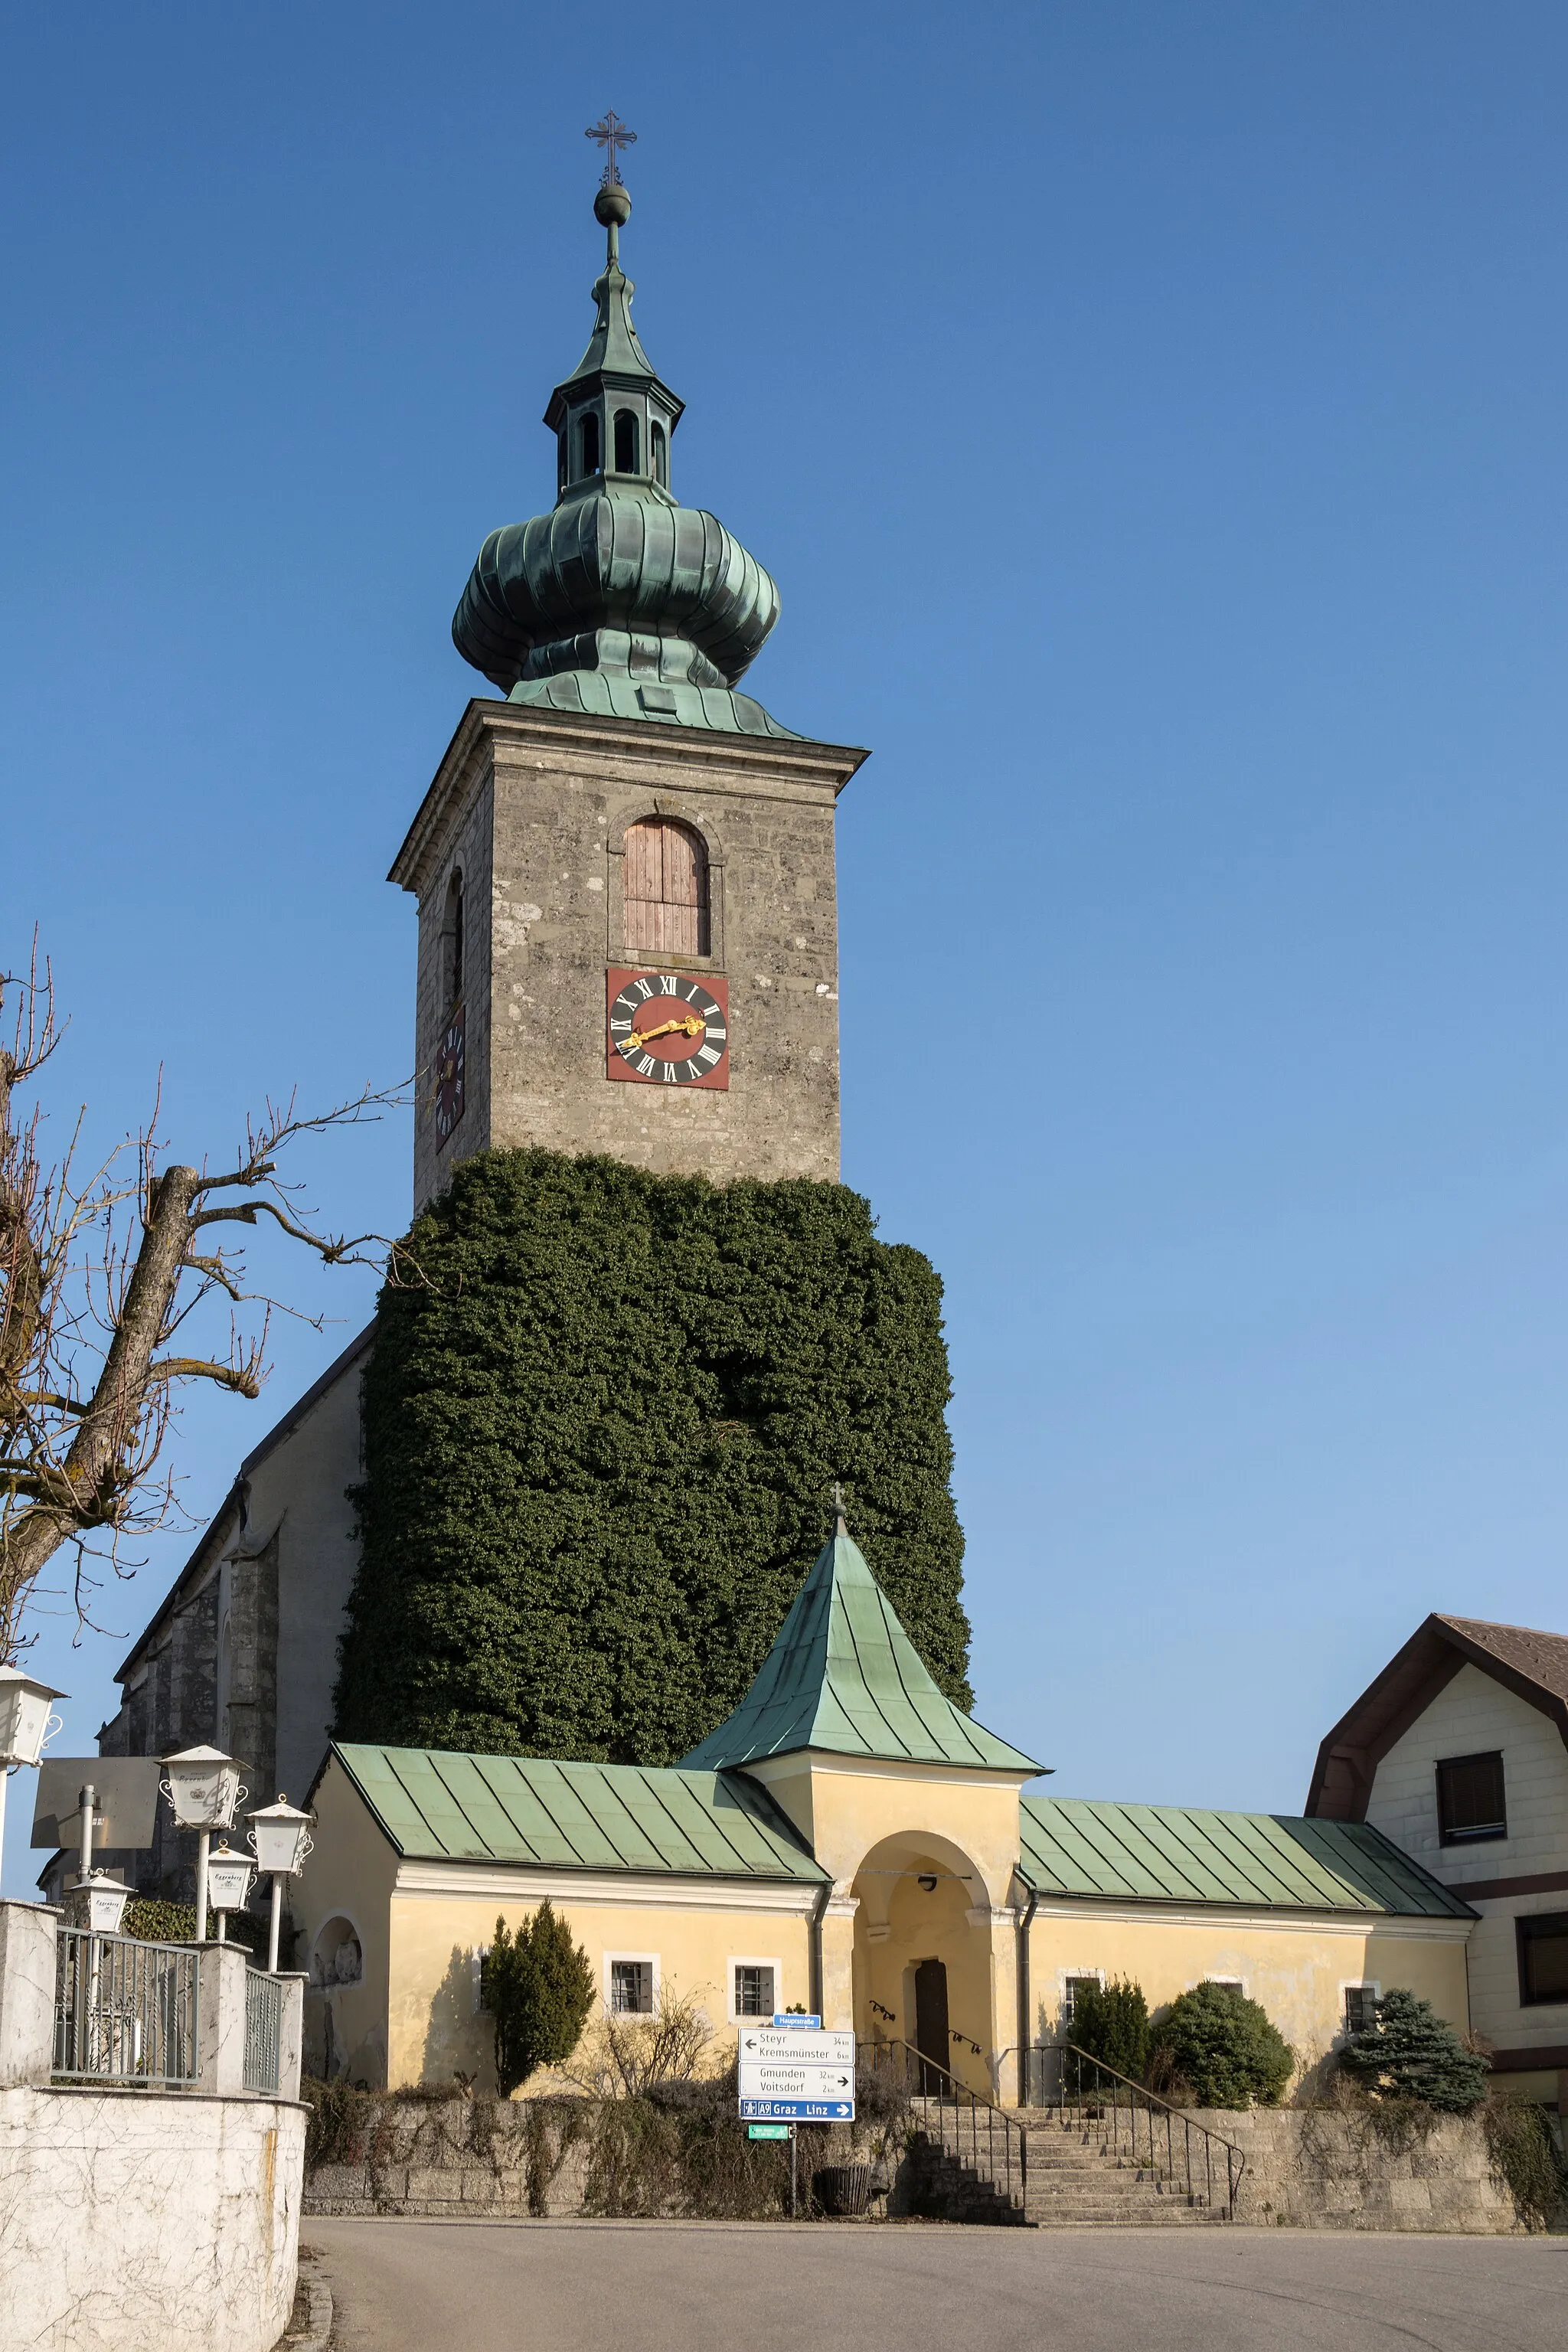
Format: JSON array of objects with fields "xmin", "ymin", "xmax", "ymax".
[
  {"xmin": 1044, "ymin": 2040, "xmax": 1246, "ymax": 2219},
  {"xmin": 865, "ymin": 2037, "xmax": 1028, "ymax": 2214}
]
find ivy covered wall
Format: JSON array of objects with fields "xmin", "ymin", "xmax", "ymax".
[{"xmin": 332, "ymin": 1149, "xmax": 971, "ymax": 1764}]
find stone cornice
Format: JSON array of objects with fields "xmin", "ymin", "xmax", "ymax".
[
  {"xmin": 392, "ymin": 1860, "xmax": 822, "ymax": 1916},
  {"xmin": 1024, "ymin": 1896, "xmax": 1473, "ymax": 1942},
  {"xmin": 389, "ymin": 699, "xmax": 867, "ymax": 901}
]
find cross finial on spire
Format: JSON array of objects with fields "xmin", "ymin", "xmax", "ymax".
[
  {"xmin": 586, "ymin": 109, "xmax": 637, "ymax": 190},
  {"xmin": 831, "ymin": 1480, "xmax": 848, "ymax": 1535}
]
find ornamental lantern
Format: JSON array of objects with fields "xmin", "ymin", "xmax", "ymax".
[
  {"xmin": 205, "ymin": 1842, "xmax": 256, "ymax": 1942},
  {"xmin": 158, "ymin": 1746, "xmax": 245, "ymax": 1831},
  {"xmin": 0, "ymin": 1664, "xmax": 65, "ymax": 1857},
  {"xmin": 159, "ymin": 1746, "xmax": 247, "ymax": 1942},
  {"xmin": 64, "ymin": 1871, "xmax": 132, "ymax": 1935},
  {"xmin": 0, "ymin": 1664, "xmax": 65, "ymax": 1768},
  {"xmin": 247, "ymin": 1795, "xmax": 314, "ymax": 1971}
]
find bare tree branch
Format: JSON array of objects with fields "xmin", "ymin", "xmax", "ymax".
[{"xmin": 0, "ymin": 953, "xmax": 413, "ymax": 1658}]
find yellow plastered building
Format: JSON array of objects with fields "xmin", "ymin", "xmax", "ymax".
[{"xmin": 299, "ymin": 1524, "xmax": 1475, "ymax": 2099}]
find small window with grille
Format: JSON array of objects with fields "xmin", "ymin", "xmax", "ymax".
[
  {"xmin": 1343, "ymin": 1984, "xmax": 1379, "ymax": 2035},
  {"xmin": 1061, "ymin": 1975, "xmax": 1101, "ymax": 2027},
  {"xmin": 1436, "ymin": 1752, "xmax": 1506, "ymax": 1844},
  {"xmin": 609, "ymin": 1958, "xmax": 654, "ymax": 2015},
  {"xmin": 1517, "ymin": 1914, "xmax": 1568, "ymax": 2007},
  {"xmin": 732, "ymin": 1964, "xmax": 776, "ymax": 2019}
]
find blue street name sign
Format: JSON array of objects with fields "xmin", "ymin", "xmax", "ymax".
[
  {"xmin": 740, "ymin": 2097, "xmax": 854, "ymax": 2122},
  {"xmin": 771, "ymin": 2013, "xmax": 821, "ymax": 2029},
  {"xmin": 746, "ymin": 2123, "xmax": 792, "ymax": 2141}
]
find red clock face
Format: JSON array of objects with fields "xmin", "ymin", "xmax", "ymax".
[
  {"xmin": 435, "ymin": 1004, "xmax": 466, "ymax": 1145},
  {"xmin": 606, "ymin": 969, "xmax": 729, "ymax": 1089}
]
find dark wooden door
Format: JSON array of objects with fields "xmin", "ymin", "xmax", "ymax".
[{"xmin": 913, "ymin": 1958, "xmax": 949, "ymax": 2091}]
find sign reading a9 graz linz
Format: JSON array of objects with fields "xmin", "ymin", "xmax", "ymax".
[{"xmin": 737, "ymin": 2024, "xmax": 856, "ymax": 2122}]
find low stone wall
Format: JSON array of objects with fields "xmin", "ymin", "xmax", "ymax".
[
  {"xmin": 1186, "ymin": 2106, "xmax": 1524, "ymax": 2233},
  {"xmin": 0, "ymin": 2086, "xmax": 306, "ymax": 2352},
  {"xmin": 305, "ymin": 2092, "xmax": 903, "ymax": 2220}
]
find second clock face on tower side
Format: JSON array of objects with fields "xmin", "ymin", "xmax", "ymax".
[
  {"xmin": 434, "ymin": 1004, "xmax": 466, "ymax": 1145},
  {"xmin": 606, "ymin": 969, "xmax": 730, "ymax": 1089}
]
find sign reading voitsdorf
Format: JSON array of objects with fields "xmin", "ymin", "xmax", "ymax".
[{"xmin": 737, "ymin": 2025, "xmax": 856, "ymax": 2121}]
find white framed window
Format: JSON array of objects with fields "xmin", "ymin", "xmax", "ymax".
[
  {"xmin": 727, "ymin": 1957, "xmax": 781, "ymax": 2022},
  {"xmin": 1341, "ymin": 1981, "xmax": 1380, "ymax": 2035},
  {"xmin": 605, "ymin": 1952, "xmax": 658, "ymax": 2015},
  {"xmin": 1059, "ymin": 1971, "xmax": 1105, "ymax": 2027}
]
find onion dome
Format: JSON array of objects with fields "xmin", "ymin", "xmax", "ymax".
[{"xmin": 452, "ymin": 176, "xmax": 795, "ymax": 739}]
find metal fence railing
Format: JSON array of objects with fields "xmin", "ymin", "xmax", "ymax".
[
  {"xmin": 1028, "ymin": 2041, "xmax": 1246, "ymax": 2219},
  {"xmin": 52, "ymin": 1927, "xmax": 200, "ymax": 2087},
  {"xmin": 862, "ymin": 2037, "xmax": 1028, "ymax": 2215},
  {"xmin": 243, "ymin": 1967, "xmax": 283, "ymax": 2095}
]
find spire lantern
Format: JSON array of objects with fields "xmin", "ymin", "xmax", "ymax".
[{"xmin": 450, "ymin": 126, "xmax": 792, "ymax": 739}]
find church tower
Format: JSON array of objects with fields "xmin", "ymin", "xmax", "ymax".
[{"xmin": 393, "ymin": 152, "xmax": 867, "ymax": 1211}]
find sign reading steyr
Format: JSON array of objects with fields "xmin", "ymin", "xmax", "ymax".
[{"xmin": 737, "ymin": 2019, "xmax": 855, "ymax": 2122}]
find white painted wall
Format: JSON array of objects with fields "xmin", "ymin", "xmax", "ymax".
[
  {"xmin": 1366, "ymin": 1662, "xmax": 1568, "ymax": 2058},
  {"xmin": 0, "ymin": 2086, "xmax": 304, "ymax": 2352}
]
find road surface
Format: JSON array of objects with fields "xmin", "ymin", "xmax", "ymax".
[{"xmin": 306, "ymin": 2216, "xmax": 1568, "ymax": 2352}]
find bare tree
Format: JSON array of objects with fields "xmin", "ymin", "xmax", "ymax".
[{"xmin": 0, "ymin": 948, "xmax": 407, "ymax": 1656}]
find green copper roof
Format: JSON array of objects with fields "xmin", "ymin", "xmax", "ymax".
[
  {"xmin": 450, "ymin": 176, "xmax": 793, "ymax": 738},
  {"xmin": 1018, "ymin": 1797, "xmax": 1474, "ymax": 1919},
  {"xmin": 679, "ymin": 1530, "xmax": 1044, "ymax": 1775},
  {"xmin": 330, "ymin": 1743, "xmax": 826, "ymax": 1882}
]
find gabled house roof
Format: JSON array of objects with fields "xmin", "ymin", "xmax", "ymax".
[
  {"xmin": 1305, "ymin": 1612, "xmax": 1568, "ymax": 1822},
  {"xmin": 1020, "ymin": 1796, "xmax": 1473, "ymax": 1919},
  {"xmin": 678, "ymin": 1526, "xmax": 1043, "ymax": 1776},
  {"xmin": 325, "ymin": 1743, "xmax": 827, "ymax": 1883}
]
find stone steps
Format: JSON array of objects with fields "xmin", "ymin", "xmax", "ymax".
[{"xmin": 908, "ymin": 2103, "xmax": 1230, "ymax": 2231}]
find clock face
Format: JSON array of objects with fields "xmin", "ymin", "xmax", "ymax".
[
  {"xmin": 434, "ymin": 1004, "xmax": 466, "ymax": 1145},
  {"xmin": 606, "ymin": 969, "xmax": 729, "ymax": 1089}
]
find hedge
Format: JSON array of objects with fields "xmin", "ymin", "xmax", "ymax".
[{"xmin": 333, "ymin": 1150, "xmax": 971, "ymax": 1762}]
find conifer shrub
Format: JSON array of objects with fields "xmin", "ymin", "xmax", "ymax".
[
  {"xmin": 1148, "ymin": 1981, "xmax": 1295, "ymax": 2108},
  {"xmin": 334, "ymin": 1149, "xmax": 971, "ymax": 1761},
  {"xmin": 1067, "ymin": 1976, "xmax": 1151, "ymax": 2083},
  {"xmin": 1338, "ymin": 1988, "xmax": 1489, "ymax": 2114},
  {"xmin": 487, "ymin": 1901, "xmax": 596, "ymax": 2099}
]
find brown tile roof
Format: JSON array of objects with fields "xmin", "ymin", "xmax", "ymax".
[{"xmin": 1306, "ymin": 1612, "xmax": 1568, "ymax": 1822}]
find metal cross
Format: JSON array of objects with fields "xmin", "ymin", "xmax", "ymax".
[{"xmin": 586, "ymin": 109, "xmax": 637, "ymax": 188}]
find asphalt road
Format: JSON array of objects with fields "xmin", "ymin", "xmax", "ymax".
[{"xmin": 306, "ymin": 2217, "xmax": 1568, "ymax": 2352}]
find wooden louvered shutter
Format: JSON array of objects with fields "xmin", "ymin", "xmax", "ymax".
[{"xmin": 624, "ymin": 820, "xmax": 708, "ymax": 957}]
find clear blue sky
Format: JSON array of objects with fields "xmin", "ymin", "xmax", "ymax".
[{"xmin": 5, "ymin": 3, "xmax": 1568, "ymax": 1895}]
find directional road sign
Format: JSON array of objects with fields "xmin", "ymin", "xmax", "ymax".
[
  {"xmin": 737, "ymin": 2028, "xmax": 854, "ymax": 2067},
  {"xmin": 739, "ymin": 2096, "xmax": 854, "ymax": 2122}
]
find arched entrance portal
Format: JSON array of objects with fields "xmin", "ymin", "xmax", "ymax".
[{"xmin": 851, "ymin": 1831, "xmax": 1000, "ymax": 2098}]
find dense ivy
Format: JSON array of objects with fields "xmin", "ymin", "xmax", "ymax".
[{"xmin": 333, "ymin": 1150, "xmax": 971, "ymax": 1762}]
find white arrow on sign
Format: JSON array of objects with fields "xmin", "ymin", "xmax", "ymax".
[
  {"xmin": 739, "ymin": 2063, "xmax": 855, "ymax": 2100},
  {"xmin": 737, "ymin": 2029, "xmax": 854, "ymax": 2066}
]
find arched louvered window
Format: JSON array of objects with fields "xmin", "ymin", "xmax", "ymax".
[
  {"xmin": 624, "ymin": 818, "xmax": 709, "ymax": 957},
  {"xmin": 443, "ymin": 869, "xmax": 464, "ymax": 1008},
  {"xmin": 579, "ymin": 411, "xmax": 601, "ymax": 477},
  {"xmin": 651, "ymin": 421, "xmax": 668, "ymax": 485},
  {"xmin": 613, "ymin": 409, "xmax": 640, "ymax": 473}
]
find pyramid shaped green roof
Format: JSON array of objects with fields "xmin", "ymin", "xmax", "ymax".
[{"xmin": 679, "ymin": 1529, "xmax": 1044, "ymax": 1775}]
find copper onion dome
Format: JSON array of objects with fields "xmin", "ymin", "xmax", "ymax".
[{"xmin": 451, "ymin": 172, "xmax": 793, "ymax": 739}]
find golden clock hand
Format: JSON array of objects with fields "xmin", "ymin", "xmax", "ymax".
[{"xmin": 624, "ymin": 1014, "xmax": 706, "ymax": 1050}]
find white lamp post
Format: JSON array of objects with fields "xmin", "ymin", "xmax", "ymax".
[
  {"xmin": 247, "ymin": 1795, "xmax": 314, "ymax": 1972},
  {"xmin": 0, "ymin": 1664, "xmax": 65, "ymax": 1857},
  {"xmin": 64, "ymin": 1872, "xmax": 132, "ymax": 1934},
  {"xmin": 204, "ymin": 1842, "xmax": 256, "ymax": 1943},
  {"xmin": 158, "ymin": 1746, "xmax": 246, "ymax": 1942}
]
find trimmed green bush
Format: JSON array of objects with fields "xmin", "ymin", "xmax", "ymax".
[
  {"xmin": 1067, "ymin": 1977, "xmax": 1151, "ymax": 2083},
  {"xmin": 1149, "ymin": 1981, "xmax": 1295, "ymax": 2108},
  {"xmin": 334, "ymin": 1150, "xmax": 971, "ymax": 1762},
  {"xmin": 488, "ymin": 1901, "xmax": 596, "ymax": 2098},
  {"xmin": 122, "ymin": 1897, "xmax": 263, "ymax": 1956},
  {"xmin": 1339, "ymin": 1988, "xmax": 1489, "ymax": 2114}
]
